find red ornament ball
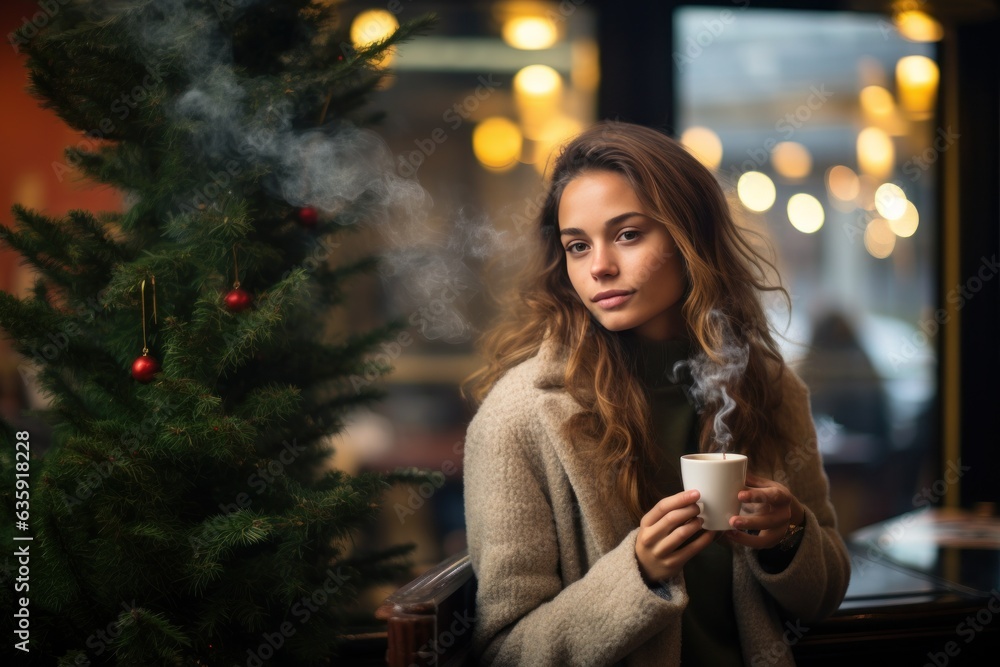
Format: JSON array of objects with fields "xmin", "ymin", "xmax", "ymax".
[
  {"xmin": 131, "ymin": 354, "xmax": 160, "ymax": 383},
  {"xmin": 296, "ymin": 206, "xmax": 318, "ymax": 228},
  {"xmin": 224, "ymin": 288, "xmax": 253, "ymax": 312}
]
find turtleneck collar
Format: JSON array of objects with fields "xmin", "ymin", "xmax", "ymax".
[{"xmin": 619, "ymin": 331, "xmax": 694, "ymax": 389}]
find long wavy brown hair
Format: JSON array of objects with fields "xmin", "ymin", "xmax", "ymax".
[{"xmin": 464, "ymin": 121, "xmax": 790, "ymax": 522}]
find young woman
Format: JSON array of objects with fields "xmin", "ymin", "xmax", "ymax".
[{"xmin": 462, "ymin": 121, "xmax": 850, "ymax": 666}]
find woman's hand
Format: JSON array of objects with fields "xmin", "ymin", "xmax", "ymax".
[
  {"xmin": 724, "ymin": 472, "xmax": 805, "ymax": 550},
  {"xmin": 635, "ymin": 490, "xmax": 716, "ymax": 585}
]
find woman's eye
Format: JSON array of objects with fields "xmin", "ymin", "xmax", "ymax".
[
  {"xmin": 567, "ymin": 242, "xmax": 587, "ymax": 253},
  {"xmin": 620, "ymin": 230, "xmax": 640, "ymax": 242}
]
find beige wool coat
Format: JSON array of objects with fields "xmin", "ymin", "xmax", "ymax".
[{"xmin": 463, "ymin": 337, "xmax": 851, "ymax": 666}]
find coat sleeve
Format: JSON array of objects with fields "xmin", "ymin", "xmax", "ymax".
[
  {"xmin": 463, "ymin": 381, "xmax": 687, "ymax": 666},
  {"xmin": 737, "ymin": 367, "xmax": 851, "ymax": 622}
]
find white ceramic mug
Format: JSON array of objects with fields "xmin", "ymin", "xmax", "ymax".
[{"xmin": 679, "ymin": 453, "xmax": 748, "ymax": 531}]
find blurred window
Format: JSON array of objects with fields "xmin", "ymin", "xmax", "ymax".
[
  {"xmin": 333, "ymin": 1, "xmax": 598, "ymax": 564},
  {"xmin": 675, "ymin": 6, "xmax": 940, "ymax": 532}
]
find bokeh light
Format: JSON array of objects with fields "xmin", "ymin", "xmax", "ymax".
[
  {"xmin": 857, "ymin": 127, "xmax": 895, "ymax": 178},
  {"xmin": 350, "ymin": 10, "xmax": 399, "ymax": 67},
  {"xmin": 874, "ymin": 183, "xmax": 908, "ymax": 220},
  {"xmin": 737, "ymin": 171, "xmax": 776, "ymax": 212},
  {"xmin": 827, "ymin": 165, "xmax": 860, "ymax": 202},
  {"xmin": 896, "ymin": 55, "xmax": 939, "ymax": 119},
  {"xmin": 531, "ymin": 115, "xmax": 584, "ymax": 176},
  {"xmin": 865, "ymin": 217, "xmax": 896, "ymax": 258},
  {"xmin": 888, "ymin": 201, "xmax": 920, "ymax": 237},
  {"xmin": 473, "ymin": 117, "xmax": 523, "ymax": 171},
  {"xmin": 787, "ymin": 193, "xmax": 825, "ymax": 234},
  {"xmin": 895, "ymin": 10, "xmax": 943, "ymax": 42},
  {"xmin": 771, "ymin": 141, "xmax": 812, "ymax": 180},
  {"xmin": 860, "ymin": 85, "xmax": 895, "ymax": 119},
  {"xmin": 513, "ymin": 64, "xmax": 562, "ymax": 98},
  {"xmin": 502, "ymin": 16, "xmax": 559, "ymax": 50},
  {"xmin": 681, "ymin": 126, "xmax": 723, "ymax": 171}
]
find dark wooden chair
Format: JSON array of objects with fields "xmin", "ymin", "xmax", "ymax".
[
  {"xmin": 376, "ymin": 549, "xmax": 477, "ymax": 667},
  {"xmin": 375, "ymin": 522, "xmax": 1000, "ymax": 666}
]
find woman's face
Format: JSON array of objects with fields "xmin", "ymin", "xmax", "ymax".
[{"xmin": 557, "ymin": 170, "xmax": 687, "ymax": 341}]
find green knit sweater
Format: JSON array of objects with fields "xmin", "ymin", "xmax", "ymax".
[{"xmin": 621, "ymin": 332, "xmax": 744, "ymax": 667}]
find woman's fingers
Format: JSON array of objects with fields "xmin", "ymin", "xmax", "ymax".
[
  {"xmin": 738, "ymin": 484, "xmax": 787, "ymax": 505},
  {"xmin": 640, "ymin": 490, "xmax": 701, "ymax": 527},
  {"xmin": 638, "ymin": 503, "xmax": 702, "ymax": 551},
  {"xmin": 724, "ymin": 527, "xmax": 781, "ymax": 550},
  {"xmin": 636, "ymin": 490, "xmax": 719, "ymax": 582},
  {"xmin": 649, "ymin": 514, "xmax": 705, "ymax": 558},
  {"xmin": 665, "ymin": 525, "xmax": 716, "ymax": 564}
]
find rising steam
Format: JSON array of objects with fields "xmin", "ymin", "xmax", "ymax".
[
  {"xmin": 114, "ymin": 0, "xmax": 498, "ymax": 344},
  {"xmin": 672, "ymin": 313, "xmax": 749, "ymax": 452}
]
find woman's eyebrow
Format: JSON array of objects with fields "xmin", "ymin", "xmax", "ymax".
[{"xmin": 559, "ymin": 211, "xmax": 645, "ymax": 237}]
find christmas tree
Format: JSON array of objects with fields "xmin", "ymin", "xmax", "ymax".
[{"xmin": 1, "ymin": 1, "xmax": 433, "ymax": 664}]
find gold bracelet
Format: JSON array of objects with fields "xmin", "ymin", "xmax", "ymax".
[{"xmin": 778, "ymin": 517, "xmax": 805, "ymax": 551}]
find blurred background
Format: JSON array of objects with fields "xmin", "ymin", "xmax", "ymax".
[{"xmin": 2, "ymin": 0, "xmax": 997, "ymax": 604}]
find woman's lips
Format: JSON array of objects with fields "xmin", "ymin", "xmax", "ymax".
[{"xmin": 594, "ymin": 290, "xmax": 634, "ymax": 310}]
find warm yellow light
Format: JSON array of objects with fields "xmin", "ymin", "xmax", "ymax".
[
  {"xmin": 874, "ymin": 183, "xmax": 908, "ymax": 220},
  {"xmin": 857, "ymin": 127, "xmax": 895, "ymax": 178},
  {"xmin": 771, "ymin": 142, "xmax": 812, "ymax": 180},
  {"xmin": 514, "ymin": 65, "xmax": 563, "ymax": 140},
  {"xmin": 888, "ymin": 200, "xmax": 920, "ymax": 237},
  {"xmin": 531, "ymin": 115, "xmax": 584, "ymax": 176},
  {"xmin": 737, "ymin": 172, "xmax": 776, "ymax": 213},
  {"xmin": 473, "ymin": 117, "xmax": 523, "ymax": 171},
  {"xmin": 787, "ymin": 194, "xmax": 825, "ymax": 234},
  {"xmin": 680, "ymin": 126, "xmax": 723, "ymax": 171},
  {"xmin": 865, "ymin": 218, "xmax": 896, "ymax": 258},
  {"xmin": 570, "ymin": 40, "xmax": 600, "ymax": 93},
  {"xmin": 514, "ymin": 64, "xmax": 562, "ymax": 97},
  {"xmin": 895, "ymin": 10, "xmax": 943, "ymax": 42},
  {"xmin": 351, "ymin": 10, "xmax": 399, "ymax": 67},
  {"xmin": 827, "ymin": 165, "xmax": 860, "ymax": 202},
  {"xmin": 502, "ymin": 16, "xmax": 559, "ymax": 50},
  {"xmin": 896, "ymin": 55, "xmax": 939, "ymax": 119},
  {"xmin": 860, "ymin": 85, "xmax": 895, "ymax": 120}
]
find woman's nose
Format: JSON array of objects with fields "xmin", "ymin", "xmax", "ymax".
[{"xmin": 590, "ymin": 246, "xmax": 618, "ymax": 278}]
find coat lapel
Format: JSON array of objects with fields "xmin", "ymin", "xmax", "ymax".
[{"xmin": 532, "ymin": 337, "xmax": 636, "ymax": 557}]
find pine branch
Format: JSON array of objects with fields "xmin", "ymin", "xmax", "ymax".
[
  {"xmin": 2, "ymin": 3, "xmax": 439, "ymax": 661},
  {"xmin": 110, "ymin": 607, "xmax": 192, "ymax": 664}
]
